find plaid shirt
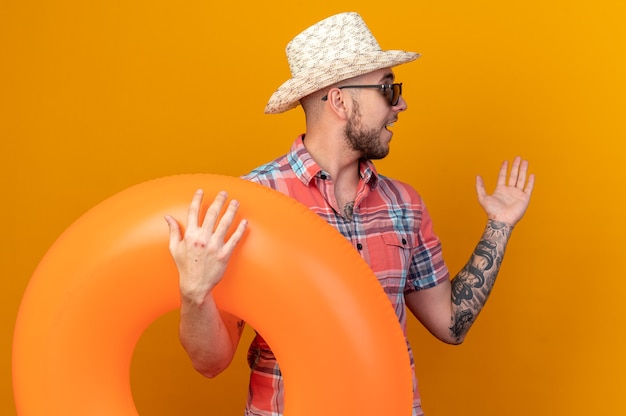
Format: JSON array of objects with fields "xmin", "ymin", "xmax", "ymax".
[{"xmin": 241, "ymin": 136, "xmax": 449, "ymax": 416}]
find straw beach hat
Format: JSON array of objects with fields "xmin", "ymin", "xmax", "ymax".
[{"xmin": 265, "ymin": 12, "xmax": 420, "ymax": 114}]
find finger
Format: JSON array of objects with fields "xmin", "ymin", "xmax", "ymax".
[
  {"xmin": 212, "ymin": 198, "xmax": 241, "ymax": 239},
  {"xmin": 164, "ymin": 214, "xmax": 182, "ymax": 251},
  {"xmin": 507, "ymin": 157, "xmax": 521, "ymax": 187},
  {"xmin": 223, "ymin": 218, "xmax": 248, "ymax": 254},
  {"xmin": 524, "ymin": 173, "xmax": 536, "ymax": 195},
  {"xmin": 516, "ymin": 159, "xmax": 529, "ymax": 189},
  {"xmin": 186, "ymin": 189, "xmax": 204, "ymax": 230},
  {"xmin": 496, "ymin": 160, "xmax": 509, "ymax": 187},
  {"xmin": 475, "ymin": 175, "xmax": 487, "ymax": 200},
  {"xmin": 201, "ymin": 191, "xmax": 229, "ymax": 234}
]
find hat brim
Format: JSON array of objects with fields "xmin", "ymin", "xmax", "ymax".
[{"xmin": 264, "ymin": 50, "xmax": 420, "ymax": 114}]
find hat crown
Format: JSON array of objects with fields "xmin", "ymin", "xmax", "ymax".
[
  {"xmin": 286, "ymin": 12, "xmax": 382, "ymax": 76},
  {"xmin": 265, "ymin": 12, "xmax": 419, "ymax": 114}
]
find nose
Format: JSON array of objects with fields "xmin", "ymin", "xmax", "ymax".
[{"xmin": 393, "ymin": 95, "xmax": 408, "ymax": 112}]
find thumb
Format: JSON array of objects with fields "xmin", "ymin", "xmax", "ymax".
[
  {"xmin": 164, "ymin": 215, "xmax": 182, "ymax": 249},
  {"xmin": 475, "ymin": 175, "xmax": 487, "ymax": 201}
]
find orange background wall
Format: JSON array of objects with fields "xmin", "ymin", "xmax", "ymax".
[{"xmin": 2, "ymin": 1, "xmax": 625, "ymax": 415}]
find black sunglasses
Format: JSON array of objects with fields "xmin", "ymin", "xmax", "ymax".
[{"xmin": 321, "ymin": 83, "xmax": 403, "ymax": 106}]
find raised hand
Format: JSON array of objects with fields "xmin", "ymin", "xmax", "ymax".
[
  {"xmin": 476, "ymin": 157, "xmax": 535, "ymax": 227},
  {"xmin": 164, "ymin": 190, "xmax": 248, "ymax": 304}
]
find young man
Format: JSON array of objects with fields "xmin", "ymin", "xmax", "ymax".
[{"xmin": 165, "ymin": 12, "xmax": 534, "ymax": 416}]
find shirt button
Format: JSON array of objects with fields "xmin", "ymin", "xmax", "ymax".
[
  {"xmin": 319, "ymin": 174, "xmax": 328, "ymax": 180},
  {"xmin": 356, "ymin": 243, "xmax": 363, "ymax": 250},
  {"xmin": 401, "ymin": 238, "xmax": 407, "ymax": 245}
]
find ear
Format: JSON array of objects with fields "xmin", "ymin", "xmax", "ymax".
[{"xmin": 325, "ymin": 88, "xmax": 351, "ymax": 121}]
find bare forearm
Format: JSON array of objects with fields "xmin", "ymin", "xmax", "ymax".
[
  {"xmin": 449, "ymin": 219, "xmax": 513, "ymax": 342},
  {"xmin": 179, "ymin": 295, "xmax": 243, "ymax": 378}
]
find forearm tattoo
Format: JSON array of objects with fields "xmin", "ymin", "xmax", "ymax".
[{"xmin": 449, "ymin": 220, "xmax": 512, "ymax": 341}]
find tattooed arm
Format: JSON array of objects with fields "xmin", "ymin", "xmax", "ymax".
[
  {"xmin": 406, "ymin": 157, "xmax": 534, "ymax": 344},
  {"xmin": 447, "ymin": 220, "xmax": 512, "ymax": 342}
]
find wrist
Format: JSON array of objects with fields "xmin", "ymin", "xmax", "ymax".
[
  {"xmin": 487, "ymin": 215, "xmax": 517, "ymax": 229},
  {"xmin": 180, "ymin": 281, "xmax": 216, "ymax": 306},
  {"xmin": 487, "ymin": 217, "xmax": 515, "ymax": 229}
]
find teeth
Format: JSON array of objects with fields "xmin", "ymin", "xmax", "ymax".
[{"xmin": 387, "ymin": 122, "xmax": 394, "ymax": 127}]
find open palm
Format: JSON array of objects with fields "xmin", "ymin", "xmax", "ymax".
[{"xmin": 476, "ymin": 157, "xmax": 535, "ymax": 227}]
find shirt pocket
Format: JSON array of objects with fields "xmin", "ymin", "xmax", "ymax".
[{"xmin": 367, "ymin": 231, "xmax": 413, "ymax": 299}]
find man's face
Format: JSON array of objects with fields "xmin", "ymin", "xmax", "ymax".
[
  {"xmin": 342, "ymin": 68, "xmax": 407, "ymax": 160},
  {"xmin": 344, "ymin": 100, "xmax": 390, "ymax": 160}
]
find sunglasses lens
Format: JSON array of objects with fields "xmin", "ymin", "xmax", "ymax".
[{"xmin": 391, "ymin": 84, "xmax": 402, "ymax": 106}]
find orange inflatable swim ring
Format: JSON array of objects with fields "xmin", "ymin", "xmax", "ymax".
[{"xmin": 12, "ymin": 174, "xmax": 413, "ymax": 415}]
